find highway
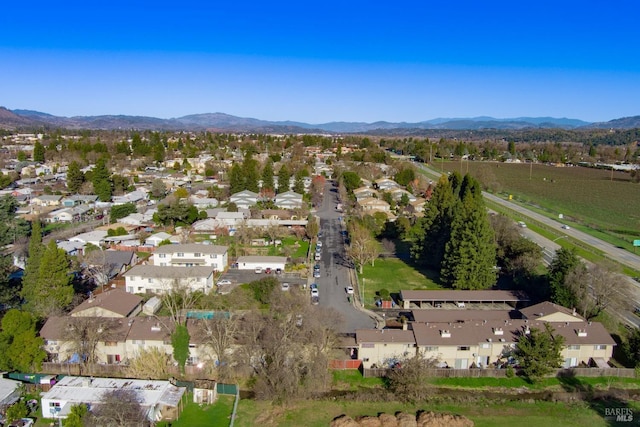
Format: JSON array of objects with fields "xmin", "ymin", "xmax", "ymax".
[{"xmin": 417, "ymin": 163, "xmax": 640, "ymax": 328}]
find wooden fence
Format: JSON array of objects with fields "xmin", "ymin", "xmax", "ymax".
[
  {"xmin": 362, "ymin": 367, "xmax": 637, "ymax": 379},
  {"xmin": 40, "ymin": 362, "xmax": 212, "ymax": 380},
  {"xmin": 330, "ymin": 359, "xmax": 362, "ymax": 370}
]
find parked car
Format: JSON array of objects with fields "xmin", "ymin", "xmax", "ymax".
[
  {"xmin": 310, "ymin": 288, "xmax": 319, "ymax": 297},
  {"xmin": 281, "ymin": 282, "xmax": 290, "ymax": 291},
  {"xmin": 254, "ymin": 267, "xmax": 263, "ymax": 274},
  {"xmin": 313, "ymin": 270, "xmax": 320, "ymax": 278},
  {"xmin": 316, "ymin": 241, "xmax": 323, "ymax": 248},
  {"xmin": 275, "ymin": 268, "xmax": 283, "ymax": 274},
  {"xmin": 8, "ymin": 419, "xmax": 34, "ymax": 427},
  {"xmin": 346, "ymin": 286, "xmax": 354, "ymax": 295},
  {"xmin": 562, "ymin": 225, "xmax": 570, "ymax": 230},
  {"xmin": 310, "ymin": 283, "xmax": 318, "ymax": 290},
  {"xmin": 217, "ymin": 279, "xmax": 232, "ymax": 286},
  {"xmin": 265, "ymin": 267, "xmax": 272, "ymax": 274},
  {"xmin": 314, "ymin": 253, "xmax": 321, "ymax": 261}
]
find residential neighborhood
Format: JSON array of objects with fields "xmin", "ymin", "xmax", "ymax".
[{"xmin": 0, "ymin": 129, "xmax": 638, "ymax": 426}]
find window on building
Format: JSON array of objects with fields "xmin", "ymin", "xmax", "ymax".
[
  {"xmin": 457, "ymin": 346, "xmax": 470, "ymax": 351},
  {"xmin": 194, "ymin": 253, "xmax": 201, "ymax": 257},
  {"xmin": 424, "ymin": 346, "xmax": 439, "ymax": 352},
  {"xmin": 568, "ymin": 345, "xmax": 580, "ymax": 350},
  {"xmin": 159, "ymin": 254, "xmax": 166, "ymax": 258},
  {"xmin": 480, "ymin": 343, "xmax": 490, "ymax": 349},
  {"xmin": 594, "ymin": 344, "xmax": 606, "ymax": 350},
  {"xmin": 177, "ymin": 252, "xmax": 184, "ymax": 257}
]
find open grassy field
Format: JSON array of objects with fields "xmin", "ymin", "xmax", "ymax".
[
  {"xmin": 358, "ymin": 258, "xmax": 442, "ymax": 307},
  {"xmin": 234, "ymin": 397, "xmax": 633, "ymax": 427},
  {"xmin": 433, "ymin": 161, "xmax": 640, "ymax": 249}
]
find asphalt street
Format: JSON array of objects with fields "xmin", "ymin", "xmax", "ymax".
[{"xmin": 314, "ymin": 182, "xmax": 376, "ymax": 333}]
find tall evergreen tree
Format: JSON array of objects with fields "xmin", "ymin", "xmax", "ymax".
[
  {"xmin": 548, "ymin": 247, "xmax": 580, "ymax": 308},
  {"xmin": 441, "ymin": 189, "xmax": 497, "ymax": 289},
  {"xmin": 261, "ymin": 161, "xmax": 275, "ymax": 192},
  {"xmin": 92, "ymin": 157, "xmax": 112, "ymax": 201},
  {"xmin": 293, "ymin": 170, "xmax": 305, "ymax": 194},
  {"xmin": 20, "ymin": 221, "xmax": 44, "ymax": 311},
  {"xmin": 33, "ymin": 141, "xmax": 45, "ymax": 163},
  {"xmin": 277, "ymin": 164, "xmax": 291, "ymax": 193},
  {"xmin": 21, "ymin": 240, "xmax": 73, "ymax": 318},
  {"xmin": 410, "ymin": 175, "xmax": 456, "ymax": 268},
  {"xmin": 242, "ymin": 153, "xmax": 260, "ymax": 193},
  {"xmin": 66, "ymin": 161, "xmax": 85, "ymax": 194},
  {"xmin": 228, "ymin": 163, "xmax": 244, "ymax": 194}
]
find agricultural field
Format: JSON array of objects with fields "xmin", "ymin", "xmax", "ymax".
[{"xmin": 434, "ymin": 161, "xmax": 640, "ymax": 248}]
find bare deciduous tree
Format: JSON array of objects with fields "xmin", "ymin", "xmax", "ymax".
[
  {"xmin": 127, "ymin": 346, "xmax": 171, "ymax": 380},
  {"xmin": 63, "ymin": 317, "xmax": 121, "ymax": 365},
  {"xmin": 566, "ymin": 261, "xmax": 633, "ymax": 319},
  {"xmin": 346, "ymin": 222, "xmax": 380, "ymax": 273},
  {"xmin": 87, "ymin": 388, "xmax": 148, "ymax": 427},
  {"xmin": 160, "ymin": 278, "xmax": 206, "ymax": 326},
  {"xmin": 199, "ymin": 313, "xmax": 240, "ymax": 380}
]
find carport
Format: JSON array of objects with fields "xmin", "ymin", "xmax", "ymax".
[{"xmin": 236, "ymin": 256, "xmax": 287, "ymax": 271}]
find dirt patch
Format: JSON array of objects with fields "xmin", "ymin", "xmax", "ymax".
[{"xmin": 331, "ymin": 411, "xmax": 473, "ymax": 427}]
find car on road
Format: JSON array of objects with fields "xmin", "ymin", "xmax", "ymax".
[
  {"xmin": 275, "ymin": 268, "xmax": 282, "ymax": 274},
  {"xmin": 281, "ymin": 282, "xmax": 290, "ymax": 291},
  {"xmin": 562, "ymin": 225, "xmax": 570, "ymax": 230},
  {"xmin": 313, "ymin": 270, "xmax": 320, "ymax": 278},
  {"xmin": 254, "ymin": 267, "xmax": 263, "ymax": 274},
  {"xmin": 316, "ymin": 241, "xmax": 323, "ymax": 248},
  {"xmin": 310, "ymin": 288, "xmax": 319, "ymax": 297},
  {"xmin": 265, "ymin": 267, "xmax": 272, "ymax": 274},
  {"xmin": 517, "ymin": 221, "xmax": 527, "ymax": 228},
  {"xmin": 313, "ymin": 263, "xmax": 320, "ymax": 271},
  {"xmin": 314, "ymin": 253, "xmax": 321, "ymax": 261},
  {"xmin": 346, "ymin": 286, "xmax": 354, "ymax": 295},
  {"xmin": 311, "ymin": 296, "xmax": 319, "ymax": 305},
  {"xmin": 217, "ymin": 279, "xmax": 232, "ymax": 286}
]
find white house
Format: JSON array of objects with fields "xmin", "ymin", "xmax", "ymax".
[
  {"xmin": 0, "ymin": 378, "xmax": 21, "ymax": 408},
  {"xmin": 145, "ymin": 232, "xmax": 174, "ymax": 247},
  {"xmin": 40, "ymin": 376, "xmax": 186, "ymax": 422},
  {"xmin": 152, "ymin": 243, "xmax": 228, "ymax": 270},
  {"xmin": 124, "ymin": 265, "xmax": 215, "ymax": 294},
  {"xmin": 69, "ymin": 230, "xmax": 109, "ymax": 247},
  {"xmin": 229, "ymin": 190, "xmax": 259, "ymax": 209},
  {"xmin": 274, "ymin": 191, "xmax": 304, "ymax": 209}
]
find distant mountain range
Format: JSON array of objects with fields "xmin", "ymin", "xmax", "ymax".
[{"xmin": 2, "ymin": 107, "xmax": 640, "ymax": 133}]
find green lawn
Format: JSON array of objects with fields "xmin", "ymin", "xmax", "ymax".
[
  {"xmin": 358, "ymin": 258, "xmax": 442, "ymax": 307},
  {"xmin": 233, "ymin": 397, "xmax": 622, "ymax": 427},
  {"xmin": 157, "ymin": 394, "xmax": 235, "ymax": 427}
]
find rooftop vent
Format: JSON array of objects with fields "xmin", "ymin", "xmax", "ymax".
[
  {"xmin": 151, "ymin": 324, "xmax": 162, "ymax": 332},
  {"xmin": 493, "ymin": 327, "xmax": 504, "ymax": 336},
  {"xmin": 440, "ymin": 330, "xmax": 451, "ymax": 338},
  {"xmin": 577, "ymin": 329, "xmax": 587, "ymax": 337}
]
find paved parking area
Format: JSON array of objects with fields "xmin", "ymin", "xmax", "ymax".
[{"xmin": 216, "ymin": 268, "xmax": 308, "ymax": 294}]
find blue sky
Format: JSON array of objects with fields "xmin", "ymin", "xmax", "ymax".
[{"xmin": 1, "ymin": 1, "xmax": 639, "ymax": 123}]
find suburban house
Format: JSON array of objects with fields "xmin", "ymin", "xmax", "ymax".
[
  {"xmin": 61, "ymin": 194, "xmax": 98, "ymax": 207},
  {"xmin": 374, "ymin": 178, "xmax": 400, "ymax": 191},
  {"xmin": 229, "ymin": 190, "xmax": 259, "ymax": 209},
  {"xmin": 355, "ymin": 329, "xmax": 417, "ymax": 368},
  {"xmin": 40, "ymin": 316, "xmax": 217, "ymax": 367},
  {"xmin": 357, "ymin": 197, "xmax": 391, "ymax": 213},
  {"xmin": 69, "ymin": 289, "xmax": 143, "ymax": 318},
  {"xmin": 400, "ymin": 290, "xmax": 528, "ymax": 310},
  {"xmin": 69, "ymin": 230, "xmax": 109, "ymax": 247},
  {"xmin": 0, "ymin": 377, "xmax": 21, "ymax": 408},
  {"xmin": 389, "ymin": 188, "xmax": 417, "ymax": 203},
  {"xmin": 46, "ymin": 205, "xmax": 92, "ymax": 223},
  {"xmin": 152, "ymin": 243, "xmax": 228, "ymax": 270},
  {"xmin": 31, "ymin": 194, "xmax": 63, "ymax": 207},
  {"xmin": 40, "ymin": 376, "xmax": 186, "ymax": 423},
  {"xmin": 235, "ymin": 256, "xmax": 287, "ymax": 272},
  {"xmin": 112, "ymin": 190, "xmax": 148, "ymax": 205},
  {"xmin": 274, "ymin": 190, "xmax": 304, "ymax": 209},
  {"xmin": 145, "ymin": 231, "xmax": 175, "ymax": 247},
  {"xmin": 353, "ymin": 186, "xmax": 379, "ymax": 201},
  {"xmin": 123, "ymin": 265, "xmax": 215, "ymax": 294}
]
